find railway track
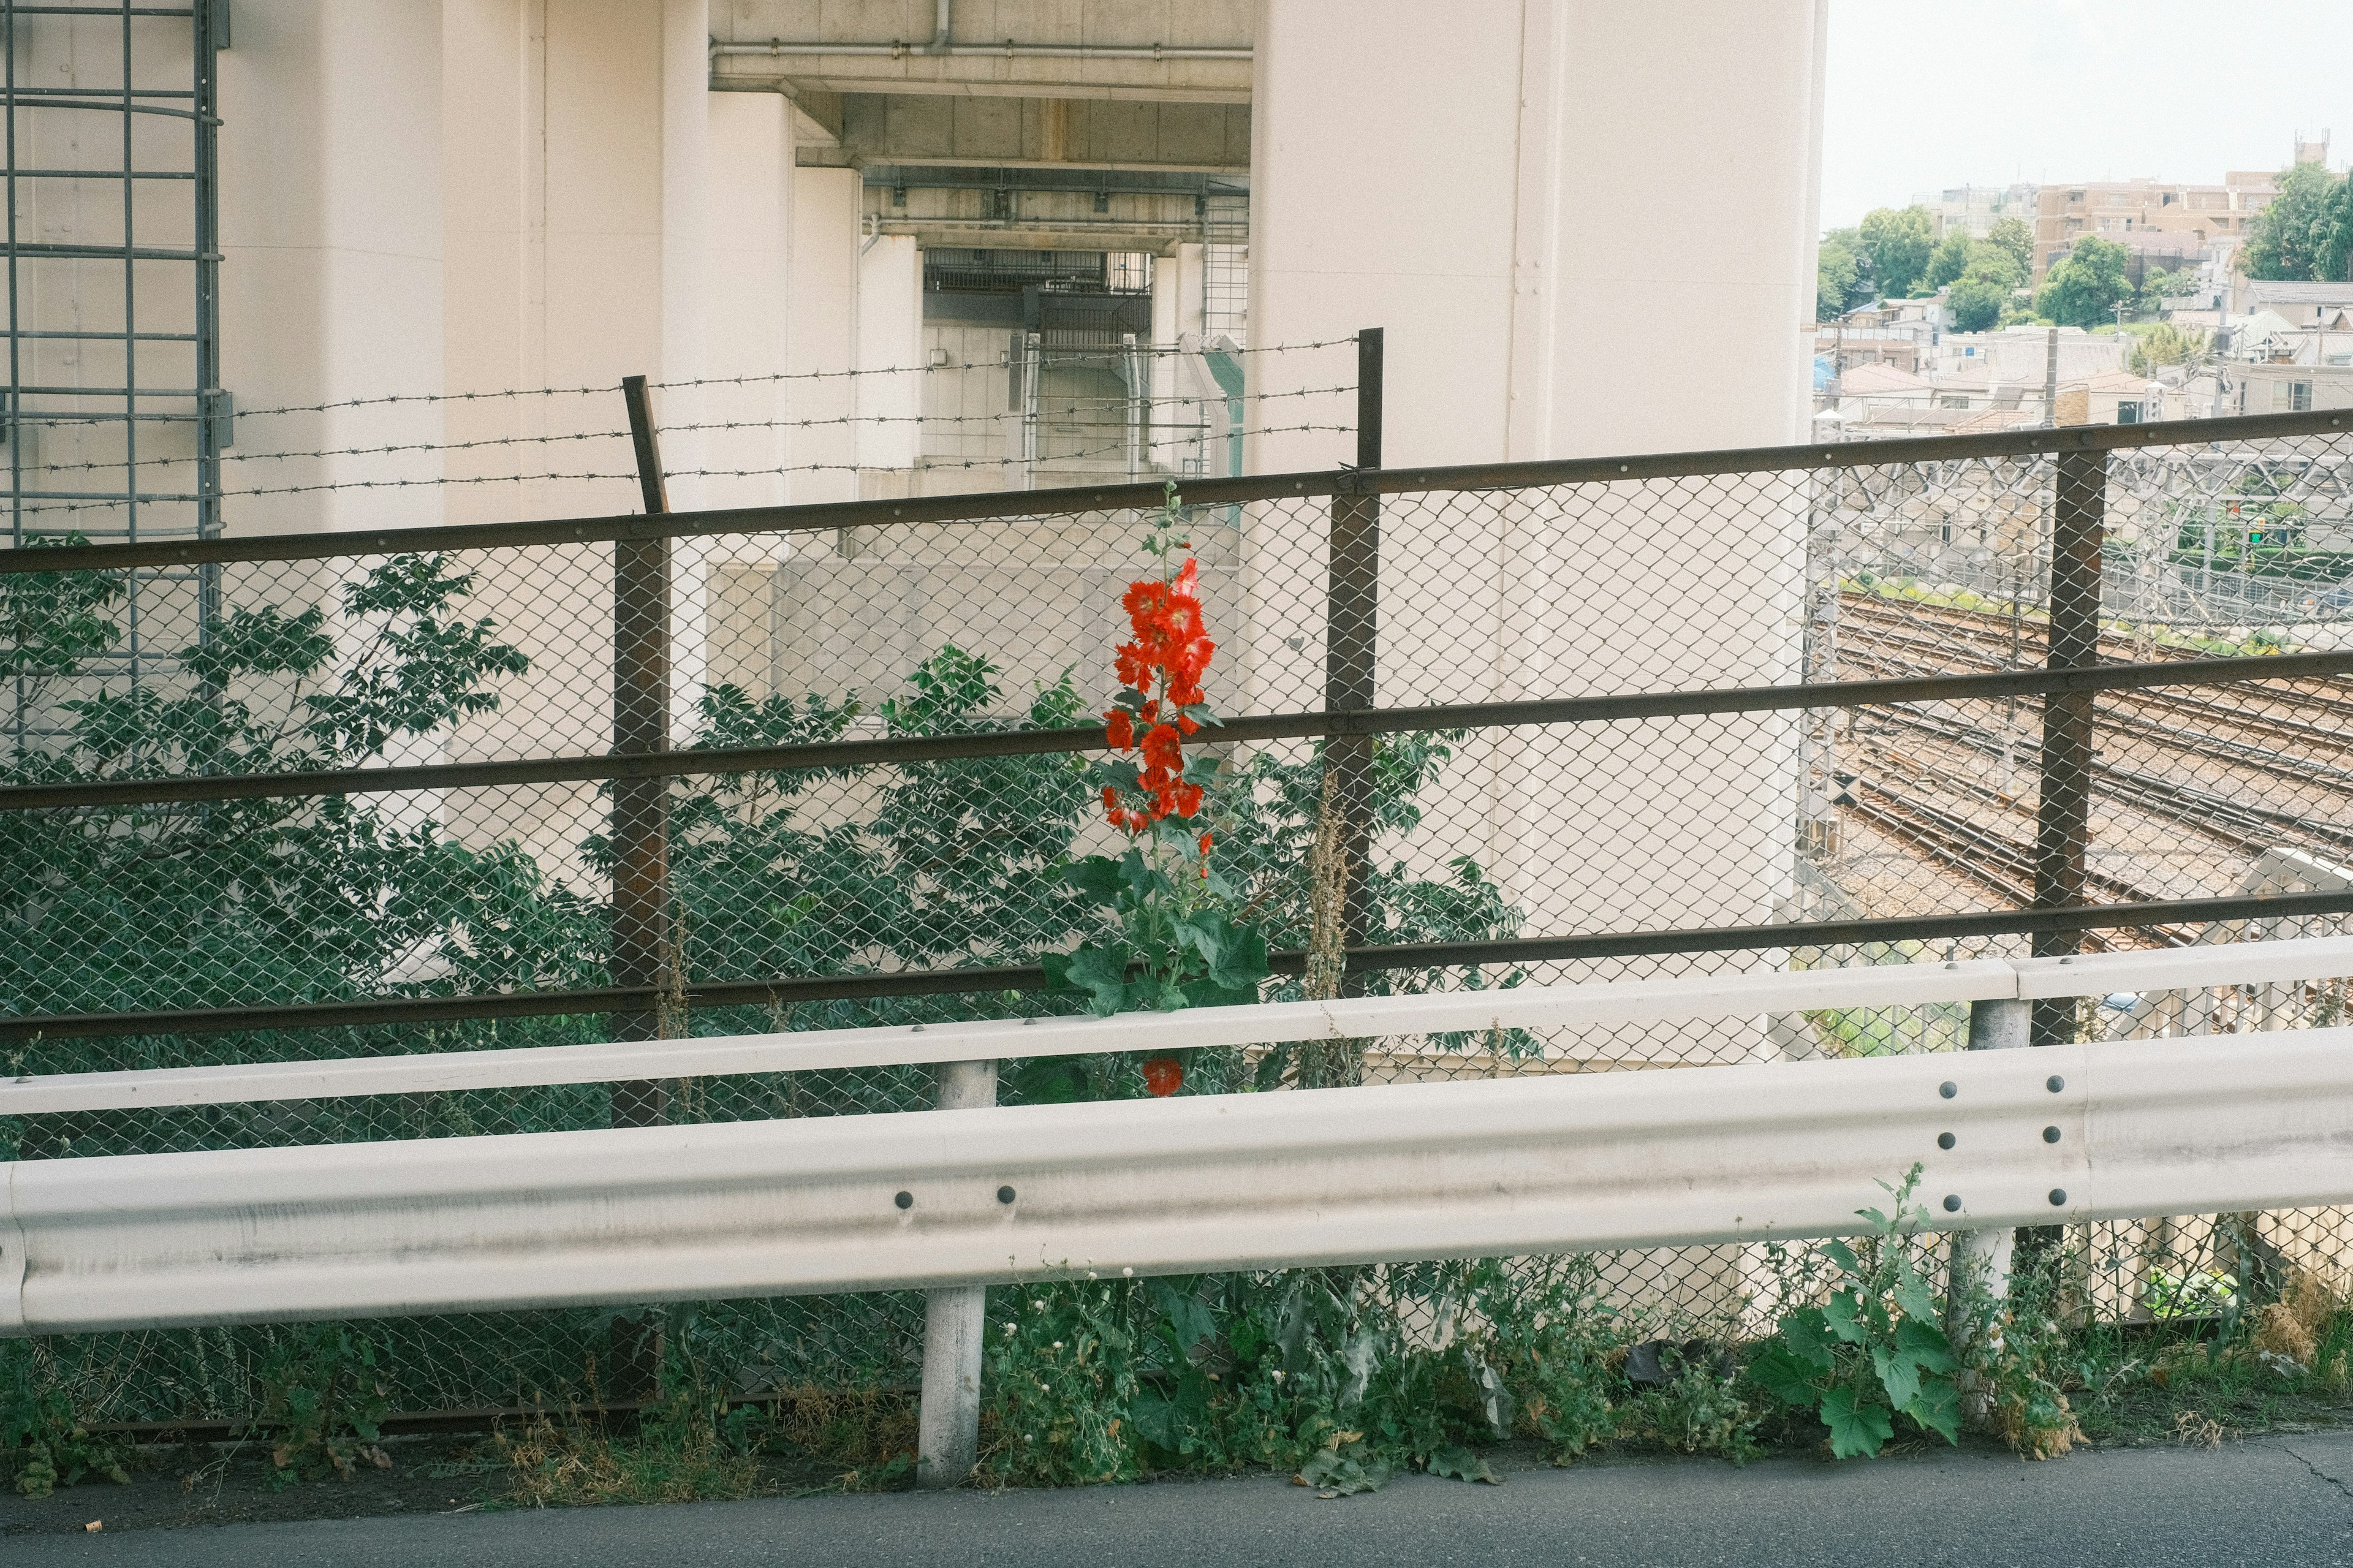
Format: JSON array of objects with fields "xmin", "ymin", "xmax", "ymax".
[
  {"xmin": 1854, "ymin": 706, "xmax": 2353, "ymax": 863},
  {"xmin": 1838, "ymin": 593, "xmax": 2353, "ymax": 732},
  {"xmin": 1832, "ymin": 641, "xmax": 2353, "ymax": 798}
]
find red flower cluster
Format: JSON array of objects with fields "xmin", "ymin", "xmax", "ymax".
[
  {"xmin": 1140, "ymin": 1055, "xmax": 1185, "ymax": 1097},
  {"xmin": 1102, "ymin": 556, "xmax": 1216, "ymax": 836}
]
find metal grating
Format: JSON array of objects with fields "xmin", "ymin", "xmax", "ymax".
[{"xmin": 2, "ymin": 0, "xmax": 223, "ymax": 750}]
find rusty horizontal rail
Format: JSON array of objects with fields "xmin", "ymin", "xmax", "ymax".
[{"xmin": 5, "ymin": 651, "xmax": 2348, "ymax": 813}]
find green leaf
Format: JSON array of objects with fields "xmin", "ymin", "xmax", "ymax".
[
  {"xmin": 1207, "ymin": 923, "xmax": 1270, "ymax": 995},
  {"xmin": 1895, "ymin": 1317, "xmax": 1957, "ymax": 1374},
  {"xmin": 1779, "ymin": 1308, "xmax": 1838, "ymax": 1368},
  {"xmin": 1822, "ymin": 1292, "xmax": 1870, "ymax": 1344},
  {"xmin": 1871, "ymin": 1343, "xmax": 1923, "ymax": 1414},
  {"xmin": 1821, "ymin": 1240, "xmax": 1862, "ymax": 1277},
  {"xmin": 1127, "ymin": 1390, "xmax": 1179, "ymax": 1450},
  {"xmin": 1819, "ymin": 1387, "xmax": 1895, "ymax": 1458},
  {"xmin": 1063, "ymin": 855, "xmax": 1127, "ymax": 898},
  {"xmin": 1297, "ymin": 1445, "xmax": 1392, "ymax": 1497},
  {"xmin": 1745, "ymin": 1344, "xmax": 1822, "ymax": 1407},
  {"xmin": 1892, "ymin": 1273, "xmax": 1941, "ymax": 1328},
  {"xmin": 1426, "ymin": 1444, "xmax": 1500, "ymax": 1484},
  {"xmin": 1053, "ymin": 941, "xmax": 1132, "ymax": 1017},
  {"xmin": 1904, "ymin": 1378, "xmax": 1962, "ymax": 1445},
  {"xmin": 1147, "ymin": 1280, "xmax": 1219, "ymax": 1358}
]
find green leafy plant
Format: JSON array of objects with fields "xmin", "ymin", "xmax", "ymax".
[
  {"xmin": 256, "ymin": 1324, "xmax": 394, "ymax": 1483},
  {"xmin": 1042, "ymin": 845, "xmax": 1269, "ymax": 1017},
  {"xmin": 980, "ymin": 1257, "xmax": 1623, "ymax": 1492},
  {"xmin": 1, "ymin": 1342, "xmax": 130, "ymax": 1498},
  {"xmin": 1748, "ymin": 1169, "xmax": 1961, "ymax": 1457}
]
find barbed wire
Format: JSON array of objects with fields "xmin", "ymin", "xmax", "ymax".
[
  {"xmin": 662, "ymin": 423, "xmax": 1357, "ymax": 481},
  {"xmin": 188, "ymin": 336, "xmax": 1357, "ymax": 424},
  {"xmin": 2, "ymin": 422, "xmax": 1358, "ymax": 519}
]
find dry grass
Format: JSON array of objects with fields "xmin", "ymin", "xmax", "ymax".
[
  {"xmin": 2253, "ymin": 1269, "xmax": 2343, "ymax": 1371},
  {"xmin": 488, "ymin": 1387, "xmax": 921, "ymax": 1509}
]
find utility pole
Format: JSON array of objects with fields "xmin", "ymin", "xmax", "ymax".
[{"xmin": 2040, "ymin": 325, "xmax": 2060, "ymax": 427}]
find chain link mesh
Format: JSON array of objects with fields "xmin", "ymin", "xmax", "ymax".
[{"xmin": 6, "ymin": 421, "xmax": 2353, "ymax": 1426}]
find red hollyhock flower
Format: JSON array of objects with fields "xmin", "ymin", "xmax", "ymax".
[
  {"xmin": 1141, "ymin": 1056, "xmax": 1184, "ymax": 1097},
  {"xmin": 1102, "ymin": 551, "xmax": 1218, "ymax": 842}
]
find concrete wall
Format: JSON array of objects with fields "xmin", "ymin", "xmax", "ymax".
[
  {"xmin": 221, "ymin": 1, "xmax": 449, "ymax": 534},
  {"xmin": 1243, "ymin": 0, "xmax": 1829, "ymax": 954}
]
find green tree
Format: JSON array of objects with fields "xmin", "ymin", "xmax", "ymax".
[
  {"xmin": 2321, "ymin": 175, "xmax": 2353, "ymax": 282},
  {"xmin": 2242, "ymin": 162, "xmax": 2353, "ymax": 281},
  {"xmin": 2136, "ymin": 267, "xmax": 2192, "ymax": 310},
  {"xmin": 1946, "ymin": 276, "xmax": 2008, "ymax": 333},
  {"xmin": 2127, "ymin": 322, "xmax": 2210, "ymax": 376},
  {"xmin": 2035, "ymin": 235, "xmax": 2133, "ymax": 328},
  {"xmin": 1984, "ymin": 215, "xmax": 2034, "ymax": 281},
  {"xmin": 1816, "ymin": 228, "xmax": 1870, "ymax": 321},
  {"xmin": 1925, "ymin": 230, "xmax": 1973, "ymax": 291},
  {"xmin": 1963, "ymin": 241, "xmax": 2024, "ymax": 292},
  {"xmin": 1859, "ymin": 205, "xmax": 1936, "ymax": 297}
]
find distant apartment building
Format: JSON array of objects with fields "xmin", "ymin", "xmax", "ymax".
[
  {"xmin": 1911, "ymin": 181, "xmax": 2037, "ymax": 240},
  {"xmin": 2033, "ymin": 173, "xmax": 2276, "ymax": 283}
]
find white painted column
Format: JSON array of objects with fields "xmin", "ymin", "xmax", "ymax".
[
  {"xmin": 218, "ymin": 0, "xmax": 449, "ymax": 537},
  {"xmin": 787, "ymin": 169, "xmax": 863, "ymax": 504},
  {"xmin": 1243, "ymin": 1, "xmax": 1830, "ymax": 994},
  {"xmin": 854, "ymin": 234, "xmax": 924, "ymax": 476}
]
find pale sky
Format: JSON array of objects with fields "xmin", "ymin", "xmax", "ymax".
[{"xmin": 1821, "ymin": 0, "xmax": 2353, "ymax": 231}]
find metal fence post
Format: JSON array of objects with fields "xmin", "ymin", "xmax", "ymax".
[
  {"xmin": 1947, "ymin": 994, "xmax": 2028, "ymax": 1425},
  {"xmin": 2029, "ymin": 447, "xmax": 2105, "ymax": 1048},
  {"xmin": 1326, "ymin": 327, "xmax": 1384, "ymax": 989},
  {"xmin": 610, "ymin": 374, "xmax": 674, "ymax": 1127},
  {"xmin": 917, "ymin": 1058, "xmax": 998, "ymax": 1488}
]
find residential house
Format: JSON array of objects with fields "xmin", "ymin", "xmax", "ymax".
[
  {"xmin": 2231, "ymin": 360, "xmax": 2353, "ymax": 415},
  {"xmin": 2232, "ymin": 280, "xmax": 2353, "ymax": 330},
  {"xmin": 1934, "ymin": 325, "xmax": 2123, "ymax": 384},
  {"xmin": 2054, "ymin": 370, "xmax": 2173, "ymax": 426}
]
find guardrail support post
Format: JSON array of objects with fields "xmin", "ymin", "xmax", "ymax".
[
  {"xmin": 2030, "ymin": 448, "xmax": 2105, "ymax": 1048},
  {"xmin": 1324, "ymin": 327, "xmax": 1383, "ymax": 993},
  {"xmin": 917, "ymin": 1058, "xmax": 998, "ymax": 1488},
  {"xmin": 1948, "ymin": 994, "xmax": 2028, "ymax": 1426},
  {"xmin": 611, "ymin": 375, "xmax": 675, "ymax": 1127}
]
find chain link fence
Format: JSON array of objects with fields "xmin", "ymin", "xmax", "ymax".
[{"xmin": 5, "ymin": 387, "xmax": 2353, "ymax": 1430}]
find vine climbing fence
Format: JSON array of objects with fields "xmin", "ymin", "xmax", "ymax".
[{"xmin": 6, "ymin": 333, "xmax": 2353, "ymax": 1431}]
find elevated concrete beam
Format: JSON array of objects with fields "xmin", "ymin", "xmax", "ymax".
[
  {"xmin": 710, "ymin": 0, "xmax": 1251, "ymax": 103},
  {"xmin": 778, "ymin": 93, "xmax": 1247, "ymax": 172},
  {"xmin": 713, "ymin": 57, "xmax": 1249, "ymax": 105}
]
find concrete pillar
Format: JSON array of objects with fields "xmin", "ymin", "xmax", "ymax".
[
  {"xmin": 218, "ymin": 0, "xmax": 449, "ymax": 536},
  {"xmin": 787, "ymin": 169, "xmax": 863, "ymax": 503},
  {"xmin": 855, "ymin": 235, "xmax": 924, "ymax": 475},
  {"xmin": 1242, "ymin": 1, "xmax": 1830, "ymax": 994}
]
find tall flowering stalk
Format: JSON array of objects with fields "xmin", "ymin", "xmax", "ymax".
[
  {"xmin": 1041, "ymin": 485, "xmax": 1270, "ymax": 1088},
  {"xmin": 1100, "ymin": 502, "xmax": 1217, "ymax": 841}
]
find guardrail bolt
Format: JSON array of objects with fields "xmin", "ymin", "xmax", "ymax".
[
  {"xmin": 1939, "ymin": 1081, "xmax": 1957, "ymax": 1099},
  {"xmin": 997, "ymin": 1186, "xmax": 1017, "ymax": 1205},
  {"xmin": 895, "ymin": 1191, "xmax": 914, "ymax": 1210},
  {"xmin": 1942, "ymin": 1195, "xmax": 1962, "ymax": 1212},
  {"xmin": 2047, "ymin": 1188, "xmax": 2067, "ymax": 1206},
  {"xmin": 1937, "ymin": 1132, "xmax": 1956, "ymax": 1149},
  {"xmin": 2043, "ymin": 1126, "xmax": 2062, "ymax": 1143},
  {"xmin": 2046, "ymin": 1075, "xmax": 2066, "ymax": 1093}
]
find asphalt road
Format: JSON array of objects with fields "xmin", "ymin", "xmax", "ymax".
[{"xmin": 12, "ymin": 1432, "xmax": 2353, "ymax": 1567}]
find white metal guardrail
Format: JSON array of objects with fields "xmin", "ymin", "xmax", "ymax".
[{"xmin": 6, "ymin": 936, "xmax": 2353, "ymax": 1482}]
